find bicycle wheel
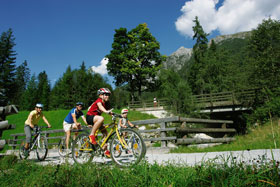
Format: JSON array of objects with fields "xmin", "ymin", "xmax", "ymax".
[
  {"xmin": 58, "ymin": 136, "xmax": 73, "ymax": 157},
  {"xmin": 110, "ymin": 129, "xmax": 146, "ymax": 167},
  {"xmin": 19, "ymin": 139, "xmax": 29, "ymax": 160},
  {"xmin": 72, "ymin": 133, "xmax": 94, "ymax": 164},
  {"xmin": 36, "ymin": 135, "xmax": 48, "ymax": 161}
]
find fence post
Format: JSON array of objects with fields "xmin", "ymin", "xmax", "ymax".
[
  {"xmin": 160, "ymin": 122, "xmax": 167, "ymax": 147},
  {"xmin": 13, "ymin": 136, "xmax": 18, "ymax": 150}
]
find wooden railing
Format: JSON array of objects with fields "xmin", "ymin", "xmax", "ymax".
[
  {"xmin": 128, "ymin": 89, "xmax": 257, "ymax": 110},
  {"xmin": 6, "ymin": 116, "xmax": 235, "ymax": 150},
  {"xmin": 132, "ymin": 116, "xmax": 235, "ymax": 147},
  {"xmin": 193, "ymin": 89, "xmax": 257, "ymax": 108},
  {"xmin": 0, "ymin": 105, "xmax": 18, "ymax": 151},
  {"xmin": 128, "ymin": 99, "xmax": 168, "ymax": 109}
]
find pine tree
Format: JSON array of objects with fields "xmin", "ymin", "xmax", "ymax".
[
  {"xmin": 24, "ymin": 74, "xmax": 38, "ymax": 110},
  {"xmin": 13, "ymin": 60, "xmax": 30, "ymax": 109},
  {"xmin": 188, "ymin": 16, "xmax": 209, "ymax": 94},
  {"xmin": 0, "ymin": 28, "xmax": 17, "ymax": 105},
  {"xmin": 37, "ymin": 71, "xmax": 51, "ymax": 110}
]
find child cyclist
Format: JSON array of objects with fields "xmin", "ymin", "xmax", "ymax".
[
  {"xmin": 86, "ymin": 88, "xmax": 113, "ymax": 157},
  {"xmin": 63, "ymin": 102, "xmax": 89, "ymax": 153},
  {"xmin": 119, "ymin": 109, "xmax": 138, "ymax": 129}
]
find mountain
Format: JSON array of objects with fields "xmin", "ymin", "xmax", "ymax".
[
  {"xmin": 163, "ymin": 47, "xmax": 192, "ymax": 71},
  {"xmin": 163, "ymin": 31, "xmax": 251, "ymax": 71},
  {"xmin": 209, "ymin": 31, "xmax": 251, "ymax": 44}
]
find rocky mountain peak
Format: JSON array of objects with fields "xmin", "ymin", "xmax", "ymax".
[{"xmin": 171, "ymin": 46, "xmax": 192, "ymax": 57}]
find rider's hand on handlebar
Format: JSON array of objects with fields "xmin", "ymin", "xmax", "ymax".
[
  {"xmin": 48, "ymin": 125, "xmax": 51, "ymax": 128},
  {"xmin": 106, "ymin": 108, "xmax": 113, "ymax": 115}
]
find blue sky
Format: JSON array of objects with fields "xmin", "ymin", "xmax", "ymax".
[{"xmin": 1, "ymin": 0, "xmax": 280, "ymax": 88}]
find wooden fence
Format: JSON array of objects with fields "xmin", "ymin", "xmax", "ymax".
[
  {"xmin": 7, "ymin": 116, "xmax": 235, "ymax": 150},
  {"xmin": 0, "ymin": 105, "xmax": 18, "ymax": 151},
  {"xmin": 128, "ymin": 89, "xmax": 257, "ymax": 109}
]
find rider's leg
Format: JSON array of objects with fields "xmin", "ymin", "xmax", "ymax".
[
  {"xmin": 65, "ymin": 130, "xmax": 71, "ymax": 149},
  {"xmin": 89, "ymin": 116, "xmax": 104, "ymax": 144},
  {"xmin": 63, "ymin": 121, "xmax": 72, "ymax": 149},
  {"xmin": 72, "ymin": 124, "xmax": 80, "ymax": 140},
  {"xmin": 24, "ymin": 125, "xmax": 32, "ymax": 149},
  {"xmin": 100, "ymin": 127, "xmax": 108, "ymax": 150}
]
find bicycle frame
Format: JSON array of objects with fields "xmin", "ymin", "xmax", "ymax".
[
  {"xmin": 29, "ymin": 133, "xmax": 41, "ymax": 150},
  {"xmin": 72, "ymin": 113, "xmax": 146, "ymax": 166},
  {"xmin": 96, "ymin": 123, "xmax": 129, "ymax": 150}
]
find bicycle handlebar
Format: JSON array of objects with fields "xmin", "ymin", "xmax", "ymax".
[{"xmin": 111, "ymin": 113, "xmax": 122, "ymax": 119}]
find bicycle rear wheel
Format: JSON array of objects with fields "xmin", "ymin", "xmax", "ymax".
[
  {"xmin": 36, "ymin": 135, "xmax": 48, "ymax": 161},
  {"xmin": 58, "ymin": 137, "xmax": 73, "ymax": 157},
  {"xmin": 110, "ymin": 129, "xmax": 146, "ymax": 167},
  {"xmin": 72, "ymin": 133, "xmax": 94, "ymax": 164}
]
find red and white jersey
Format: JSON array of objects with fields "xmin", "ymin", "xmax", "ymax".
[{"xmin": 87, "ymin": 98, "xmax": 105, "ymax": 116}]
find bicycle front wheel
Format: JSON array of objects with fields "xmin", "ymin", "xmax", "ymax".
[
  {"xmin": 58, "ymin": 136, "xmax": 73, "ymax": 157},
  {"xmin": 72, "ymin": 133, "xmax": 94, "ymax": 164},
  {"xmin": 110, "ymin": 129, "xmax": 146, "ymax": 167},
  {"xmin": 19, "ymin": 139, "xmax": 28, "ymax": 160},
  {"xmin": 36, "ymin": 135, "xmax": 48, "ymax": 161}
]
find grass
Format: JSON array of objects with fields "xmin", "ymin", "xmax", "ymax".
[
  {"xmin": 0, "ymin": 155, "xmax": 279, "ymax": 186},
  {"xmin": 170, "ymin": 119, "xmax": 280, "ymax": 153}
]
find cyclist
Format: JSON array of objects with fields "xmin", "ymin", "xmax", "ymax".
[
  {"xmin": 63, "ymin": 102, "xmax": 89, "ymax": 154},
  {"xmin": 86, "ymin": 88, "xmax": 113, "ymax": 157},
  {"xmin": 23, "ymin": 103, "xmax": 51, "ymax": 155},
  {"xmin": 119, "ymin": 108, "xmax": 138, "ymax": 129}
]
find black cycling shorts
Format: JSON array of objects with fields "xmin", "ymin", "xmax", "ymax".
[{"xmin": 86, "ymin": 115, "xmax": 95, "ymax": 125}]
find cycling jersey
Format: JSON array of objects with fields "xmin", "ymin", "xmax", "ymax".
[
  {"xmin": 87, "ymin": 98, "xmax": 106, "ymax": 116},
  {"xmin": 64, "ymin": 108, "xmax": 84, "ymax": 123},
  {"xmin": 25, "ymin": 110, "xmax": 44, "ymax": 125}
]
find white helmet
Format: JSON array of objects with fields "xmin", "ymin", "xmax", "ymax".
[
  {"xmin": 36, "ymin": 103, "xmax": 44, "ymax": 108},
  {"xmin": 121, "ymin": 108, "xmax": 128, "ymax": 114}
]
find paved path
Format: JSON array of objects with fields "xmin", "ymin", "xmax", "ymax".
[{"xmin": 6, "ymin": 148, "xmax": 280, "ymax": 167}]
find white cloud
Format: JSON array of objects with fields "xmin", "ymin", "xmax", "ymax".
[
  {"xmin": 91, "ymin": 58, "xmax": 108, "ymax": 75},
  {"xmin": 175, "ymin": 0, "xmax": 280, "ymax": 37}
]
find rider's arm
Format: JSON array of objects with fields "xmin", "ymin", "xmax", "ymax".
[
  {"xmin": 81, "ymin": 115, "xmax": 88, "ymax": 125},
  {"xmin": 42, "ymin": 115, "xmax": 51, "ymax": 128},
  {"xmin": 97, "ymin": 102, "xmax": 112, "ymax": 114},
  {"xmin": 71, "ymin": 113, "xmax": 80, "ymax": 127},
  {"xmin": 128, "ymin": 120, "xmax": 138, "ymax": 128},
  {"xmin": 27, "ymin": 112, "xmax": 35, "ymax": 128},
  {"xmin": 119, "ymin": 118, "xmax": 126, "ymax": 128}
]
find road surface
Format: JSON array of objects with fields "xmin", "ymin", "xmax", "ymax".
[{"xmin": 5, "ymin": 148, "xmax": 280, "ymax": 167}]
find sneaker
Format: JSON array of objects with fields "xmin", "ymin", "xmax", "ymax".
[
  {"xmin": 89, "ymin": 135, "xmax": 97, "ymax": 145},
  {"xmin": 66, "ymin": 149, "xmax": 71, "ymax": 155},
  {"xmin": 104, "ymin": 150, "xmax": 111, "ymax": 158}
]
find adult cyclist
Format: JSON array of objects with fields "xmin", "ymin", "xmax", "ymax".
[
  {"xmin": 23, "ymin": 103, "xmax": 51, "ymax": 155},
  {"xmin": 63, "ymin": 102, "xmax": 88, "ymax": 153}
]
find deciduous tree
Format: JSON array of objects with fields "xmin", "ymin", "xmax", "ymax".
[{"xmin": 106, "ymin": 23, "xmax": 165, "ymax": 101}]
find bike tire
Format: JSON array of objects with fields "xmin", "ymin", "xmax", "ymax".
[
  {"xmin": 19, "ymin": 139, "xmax": 29, "ymax": 160},
  {"xmin": 72, "ymin": 133, "xmax": 94, "ymax": 164},
  {"xmin": 109, "ymin": 128, "xmax": 146, "ymax": 167},
  {"xmin": 58, "ymin": 136, "xmax": 73, "ymax": 157},
  {"xmin": 36, "ymin": 135, "xmax": 48, "ymax": 161}
]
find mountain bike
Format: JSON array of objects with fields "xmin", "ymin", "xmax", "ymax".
[
  {"xmin": 71, "ymin": 113, "xmax": 146, "ymax": 167},
  {"xmin": 19, "ymin": 126, "xmax": 49, "ymax": 161},
  {"xmin": 58, "ymin": 125, "xmax": 90, "ymax": 157}
]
